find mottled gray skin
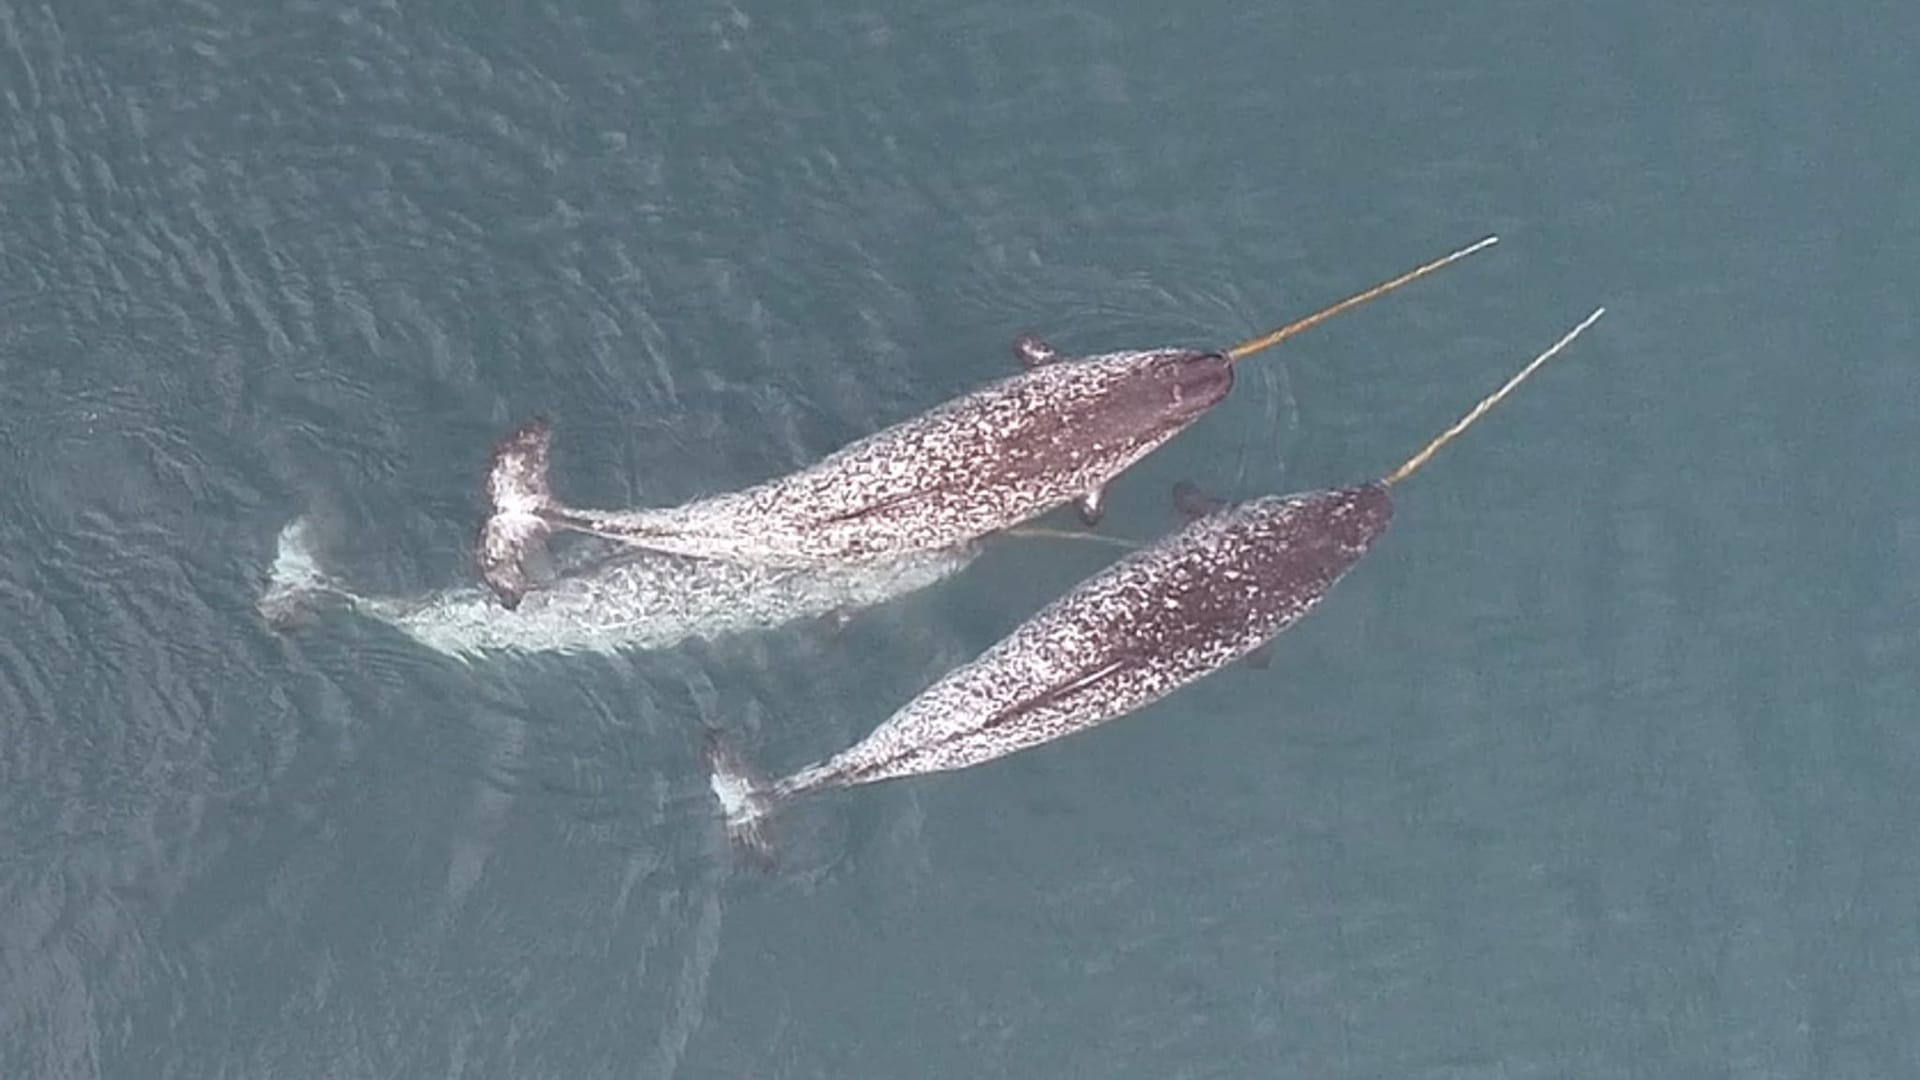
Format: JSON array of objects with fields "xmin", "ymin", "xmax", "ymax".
[
  {"xmin": 709, "ymin": 483, "xmax": 1393, "ymax": 842},
  {"xmin": 264, "ymin": 517, "xmax": 976, "ymax": 659},
  {"xmin": 480, "ymin": 344, "xmax": 1233, "ymax": 606}
]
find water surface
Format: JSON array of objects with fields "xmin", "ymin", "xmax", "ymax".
[{"xmin": 3, "ymin": 1, "xmax": 1916, "ymax": 1077}]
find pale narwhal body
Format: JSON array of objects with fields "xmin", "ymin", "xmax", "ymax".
[
  {"xmin": 707, "ymin": 308, "xmax": 1606, "ymax": 855},
  {"xmin": 258, "ymin": 515, "xmax": 979, "ymax": 659},
  {"xmin": 478, "ymin": 238, "xmax": 1499, "ymax": 608}
]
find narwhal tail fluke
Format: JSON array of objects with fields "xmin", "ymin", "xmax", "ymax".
[
  {"xmin": 477, "ymin": 417, "xmax": 558, "ymax": 609},
  {"xmin": 259, "ymin": 516, "xmax": 349, "ymax": 628},
  {"xmin": 703, "ymin": 730, "xmax": 783, "ymax": 864}
]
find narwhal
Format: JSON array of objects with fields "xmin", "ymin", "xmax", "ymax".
[
  {"xmin": 478, "ymin": 238, "xmax": 1500, "ymax": 607},
  {"xmin": 256, "ymin": 515, "xmax": 983, "ymax": 658},
  {"xmin": 258, "ymin": 508, "xmax": 1132, "ymax": 658},
  {"xmin": 705, "ymin": 307, "xmax": 1607, "ymax": 855}
]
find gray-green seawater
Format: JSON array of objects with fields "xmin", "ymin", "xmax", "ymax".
[{"xmin": 3, "ymin": 1, "xmax": 1915, "ymax": 1077}]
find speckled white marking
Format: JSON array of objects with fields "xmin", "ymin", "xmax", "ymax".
[
  {"xmin": 534, "ymin": 346, "xmax": 1232, "ymax": 566},
  {"xmin": 261, "ymin": 516, "xmax": 976, "ymax": 658},
  {"xmin": 719, "ymin": 484, "xmax": 1393, "ymax": 815}
]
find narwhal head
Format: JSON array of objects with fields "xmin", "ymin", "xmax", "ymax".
[{"xmin": 1078, "ymin": 348, "xmax": 1236, "ymax": 445}]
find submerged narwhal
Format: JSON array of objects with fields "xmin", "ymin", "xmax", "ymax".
[
  {"xmin": 478, "ymin": 238, "xmax": 1500, "ymax": 607},
  {"xmin": 706, "ymin": 307, "xmax": 1607, "ymax": 855},
  {"xmin": 256, "ymin": 514, "xmax": 983, "ymax": 659}
]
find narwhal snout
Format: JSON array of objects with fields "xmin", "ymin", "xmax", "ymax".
[{"xmin": 1168, "ymin": 351, "xmax": 1234, "ymax": 416}]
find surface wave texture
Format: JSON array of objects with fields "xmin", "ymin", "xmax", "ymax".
[{"xmin": 4, "ymin": 1, "xmax": 1918, "ymax": 1078}]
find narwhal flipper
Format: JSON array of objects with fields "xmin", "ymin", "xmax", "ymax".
[
  {"xmin": 1172, "ymin": 480, "xmax": 1228, "ymax": 521},
  {"xmin": 477, "ymin": 418, "xmax": 558, "ymax": 609},
  {"xmin": 1012, "ymin": 334, "xmax": 1061, "ymax": 370},
  {"xmin": 1074, "ymin": 486, "xmax": 1106, "ymax": 527}
]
